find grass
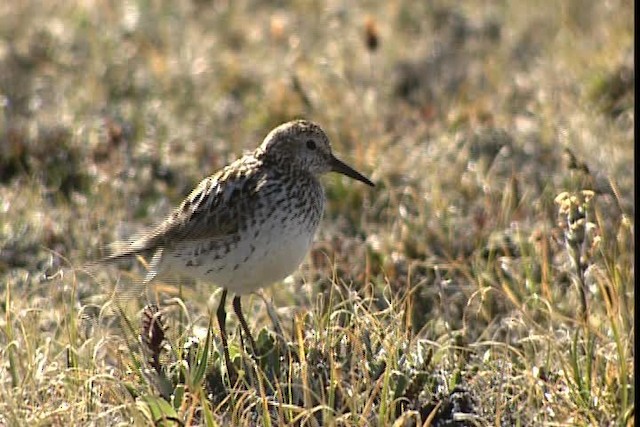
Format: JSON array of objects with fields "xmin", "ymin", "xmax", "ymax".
[{"xmin": 0, "ymin": 0, "xmax": 634, "ymax": 425}]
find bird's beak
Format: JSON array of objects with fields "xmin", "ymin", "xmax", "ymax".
[{"xmin": 330, "ymin": 155, "xmax": 375, "ymax": 187}]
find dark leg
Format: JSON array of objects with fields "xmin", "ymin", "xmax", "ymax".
[
  {"xmin": 216, "ymin": 289, "xmax": 235, "ymax": 379},
  {"xmin": 233, "ymin": 296, "xmax": 258, "ymax": 357}
]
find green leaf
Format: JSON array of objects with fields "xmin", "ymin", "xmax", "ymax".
[
  {"xmin": 391, "ymin": 370, "xmax": 408, "ymax": 400},
  {"xmin": 172, "ymin": 384, "xmax": 185, "ymax": 411},
  {"xmin": 138, "ymin": 394, "xmax": 180, "ymax": 426},
  {"xmin": 190, "ymin": 319, "xmax": 213, "ymax": 387}
]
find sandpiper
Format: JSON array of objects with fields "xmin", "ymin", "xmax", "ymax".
[{"xmin": 104, "ymin": 119, "xmax": 374, "ymax": 377}]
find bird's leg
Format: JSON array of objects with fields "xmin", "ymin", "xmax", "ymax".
[
  {"xmin": 233, "ymin": 296, "xmax": 258, "ymax": 358},
  {"xmin": 216, "ymin": 289, "xmax": 236, "ymax": 379}
]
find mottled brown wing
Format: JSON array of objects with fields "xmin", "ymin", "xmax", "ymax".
[{"xmin": 104, "ymin": 160, "xmax": 258, "ymax": 262}]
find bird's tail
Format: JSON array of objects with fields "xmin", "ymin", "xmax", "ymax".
[{"xmin": 99, "ymin": 236, "xmax": 157, "ymax": 265}]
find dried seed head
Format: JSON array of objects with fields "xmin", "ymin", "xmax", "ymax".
[
  {"xmin": 270, "ymin": 13, "xmax": 286, "ymax": 42},
  {"xmin": 364, "ymin": 16, "xmax": 379, "ymax": 52},
  {"xmin": 141, "ymin": 304, "xmax": 167, "ymax": 370},
  {"xmin": 562, "ymin": 148, "xmax": 590, "ymax": 174}
]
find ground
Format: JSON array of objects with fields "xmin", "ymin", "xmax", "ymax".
[{"xmin": 0, "ymin": 1, "xmax": 634, "ymax": 425}]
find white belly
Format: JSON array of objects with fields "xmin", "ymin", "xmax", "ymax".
[
  {"xmin": 163, "ymin": 213, "xmax": 317, "ymax": 295},
  {"xmin": 226, "ymin": 226, "xmax": 313, "ymax": 293}
]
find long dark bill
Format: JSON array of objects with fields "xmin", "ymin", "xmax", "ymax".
[{"xmin": 330, "ymin": 155, "xmax": 374, "ymax": 187}]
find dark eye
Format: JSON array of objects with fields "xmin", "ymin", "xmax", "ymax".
[{"xmin": 306, "ymin": 139, "xmax": 316, "ymax": 150}]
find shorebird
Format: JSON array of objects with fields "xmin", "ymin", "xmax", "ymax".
[{"xmin": 104, "ymin": 120, "xmax": 374, "ymax": 377}]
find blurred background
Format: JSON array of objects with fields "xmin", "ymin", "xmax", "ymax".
[{"xmin": 0, "ymin": 0, "xmax": 634, "ymax": 425}]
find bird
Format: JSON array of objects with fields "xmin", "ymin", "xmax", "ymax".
[{"xmin": 103, "ymin": 119, "xmax": 374, "ymax": 378}]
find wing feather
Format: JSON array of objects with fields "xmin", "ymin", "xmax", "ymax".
[{"xmin": 104, "ymin": 157, "xmax": 261, "ymax": 262}]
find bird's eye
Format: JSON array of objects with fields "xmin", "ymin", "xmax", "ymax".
[{"xmin": 306, "ymin": 139, "xmax": 316, "ymax": 150}]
